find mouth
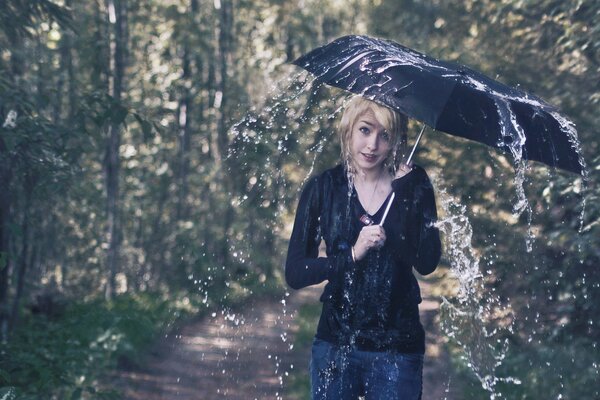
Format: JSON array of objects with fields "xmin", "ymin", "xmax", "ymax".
[{"xmin": 361, "ymin": 153, "xmax": 379, "ymax": 162}]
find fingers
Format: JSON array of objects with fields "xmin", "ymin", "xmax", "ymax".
[
  {"xmin": 353, "ymin": 226, "xmax": 386, "ymax": 261},
  {"xmin": 359, "ymin": 225, "xmax": 386, "ymax": 249},
  {"xmin": 395, "ymin": 163, "xmax": 413, "ymax": 179}
]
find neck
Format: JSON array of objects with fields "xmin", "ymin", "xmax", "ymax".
[{"xmin": 356, "ymin": 166, "xmax": 386, "ymax": 184}]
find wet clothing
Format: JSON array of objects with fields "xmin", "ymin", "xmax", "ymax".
[
  {"xmin": 285, "ymin": 164, "xmax": 441, "ymax": 354},
  {"xmin": 310, "ymin": 338, "xmax": 423, "ymax": 399}
]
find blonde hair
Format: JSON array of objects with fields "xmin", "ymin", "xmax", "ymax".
[{"xmin": 338, "ymin": 96, "xmax": 408, "ymax": 176}]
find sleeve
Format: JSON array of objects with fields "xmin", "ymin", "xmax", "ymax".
[
  {"xmin": 285, "ymin": 175, "xmax": 355, "ymax": 290},
  {"xmin": 391, "ymin": 167, "xmax": 441, "ymax": 275}
]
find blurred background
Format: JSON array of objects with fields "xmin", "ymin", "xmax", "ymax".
[{"xmin": 1, "ymin": 0, "xmax": 598, "ymax": 398}]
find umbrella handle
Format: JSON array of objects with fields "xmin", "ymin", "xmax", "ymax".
[{"xmin": 405, "ymin": 124, "xmax": 426, "ymax": 165}]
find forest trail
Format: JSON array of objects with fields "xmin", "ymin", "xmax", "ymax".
[{"xmin": 114, "ymin": 279, "xmax": 454, "ymax": 399}]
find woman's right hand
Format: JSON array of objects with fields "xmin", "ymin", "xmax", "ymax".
[
  {"xmin": 353, "ymin": 225, "xmax": 386, "ymax": 261},
  {"xmin": 394, "ymin": 162, "xmax": 413, "ymax": 180}
]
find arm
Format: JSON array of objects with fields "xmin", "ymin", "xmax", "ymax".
[
  {"xmin": 285, "ymin": 177, "xmax": 329, "ymax": 290},
  {"xmin": 392, "ymin": 167, "xmax": 441, "ymax": 275},
  {"xmin": 285, "ymin": 175, "xmax": 355, "ymax": 290}
]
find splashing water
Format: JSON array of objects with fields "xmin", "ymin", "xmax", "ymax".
[
  {"xmin": 297, "ymin": 35, "xmax": 589, "ymax": 258},
  {"xmin": 221, "ymin": 57, "xmax": 591, "ymax": 398},
  {"xmin": 2, "ymin": 110, "xmax": 17, "ymax": 129},
  {"xmin": 433, "ymin": 174, "xmax": 520, "ymax": 399},
  {"xmin": 0, "ymin": 388, "xmax": 16, "ymax": 400},
  {"xmin": 549, "ymin": 110, "xmax": 589, "ymax": 232},
  {"xmin": 493, "ymin": 98, "xmax": 535, "ymax": 251}
]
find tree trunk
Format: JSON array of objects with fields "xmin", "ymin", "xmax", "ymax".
[
  {"xmin": 0, "ymin": 24, "xmax": 23, "ymax": 342},
  {"xmin": 216, "ymin": 0, "xmax": 232, "ymax": 161},
  {"xmin": 0, "ymin": 166, "xmax": 12, "ymax": 342},
  {"xmin": 9, "ymin": 173, "xmax": 36, "ymax": 331},
  {"xmin": 66, "ymin": 0, "xmax": 76, "ymax": 121},
  {"xmin": 54, "ymin": 0, "xmax": 75, "ymax": 122},
  {"xmin": 104, "ymin": 0, "xmax": 127, "ymax": 300},
  {"xmin": 146, "ymin": 177, "xmax": 169, "ymax": 289},
  {"xmin": 175, "ymin": 34, "xmax": 193, "ymax": 221},
  {"xmin": 216, "ymin": 0, "xmax": 234, "ymax": 267}
]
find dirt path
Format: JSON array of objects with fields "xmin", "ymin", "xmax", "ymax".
[
  {"xmin": 114, "ymin": 287, "xmax": 318, "ymax": 400},
  {"xmin": 115, "ymin": 280, "xmax": 453, "ymax": 399},
  {"xmin": 420, "ymin": 278, "xmax": 455, "ymax": 400}
]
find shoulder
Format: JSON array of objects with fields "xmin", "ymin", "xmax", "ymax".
[
  {"xmin": 326, "ymin": 164, "xmax": 347, "ymax": 185},
  {"xmin": 393, "ymin": 164, "xmax": 429, "ymax": 185},
  {"xmin": 410, "ymin": 164, "xmax": 429, "ymax": 179},
  {"xmin": 307, "ymin": 164, "xmax": 346, "ymax": 188},
  {"xmin": 299, "ymin": 164, "xmax": 345, "ymax": 198},
  {"xmin": 411, "ymin": 165, "xmax": 435, "ymax": 190}
]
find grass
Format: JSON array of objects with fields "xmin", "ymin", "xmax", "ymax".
[
  {"xmin": 0, "ymin": 268, "xmax": 287, "ymax": 399},
  {"xmin": 284, "ymin": 301, "xmax": 321, "ymax": 400},
  {"xmin": 0, "ymin": 292, "xmax": 193, "ymax": 399}
]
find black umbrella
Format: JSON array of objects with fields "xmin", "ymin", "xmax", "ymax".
[{"xmin": 293, "ymin": 35, "xmax": 585, "ymax": 175}]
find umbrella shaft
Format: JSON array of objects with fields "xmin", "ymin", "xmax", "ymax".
[{"xmin": 406, "ymin": 124, "xmax": 426, "ymax": 165}]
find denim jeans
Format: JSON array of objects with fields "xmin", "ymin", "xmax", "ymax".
[{"xmin": 310, "ymin": 338, "xmax": 423, "ymax": 400}]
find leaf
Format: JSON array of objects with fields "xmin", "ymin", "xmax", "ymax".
[
  {"xmin": 0, "ymin": 131, "xmax": 17, "ymax": 152},
  {"xmin": 0, "ymin": 368, "xmax": 11, "ymax": 384},
  {"xmin": 7, "ymin": 222, "xmax": 22, "ymax": 239},
  {"xmin": 70, "ymin": 387, "xmax": 82, "ymax": 400},
  {"xmin": 109, "ymin": 104, "xmax": 129, "ymax": 126},
  {"xmin": 133, "ymin": 113, "xmax": 154, "ymax": 142}
]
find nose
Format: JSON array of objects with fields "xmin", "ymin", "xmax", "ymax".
[{"xmin": 367, "ymin": 134, "xmax": 379, "ymax": 150}]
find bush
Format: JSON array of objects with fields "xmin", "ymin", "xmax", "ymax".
[{"xmin": 0, "ymin": 292, "xmax": 194, "ymax": 399}]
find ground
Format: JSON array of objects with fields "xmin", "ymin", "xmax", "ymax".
[{"xmin": 113, "ymin": 279, "xmax": 454, "ymax": 399}]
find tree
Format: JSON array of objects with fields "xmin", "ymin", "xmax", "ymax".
[
  {"xmin": 103, "ymin": 0, "xmax": 128, "ymax": 299},
  {"xmin": 0, "ymin": 0, "xmax": 73, "ymax": 336}
]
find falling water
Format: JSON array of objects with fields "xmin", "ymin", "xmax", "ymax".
[
  {"xmin": 214, "ymin": 55, "xmax": 593, "ymax": 398},
  {"xmin": 549, "ymin": 110, "xmax": 589, "ymax": 232},
  {"xmin": 218, "ymin": 72, "xmax": 348, "ymax": 398},
  {"xmin": 0, "ymin": 388, "xmax": 15, "ymax": 400},
  {"xmin": 433, "ymin": 175, "xmax": 520, "ymax": 399},
  {"xmin": 309, "ymin": 35, "xmax": 589, "ymax": 253}
]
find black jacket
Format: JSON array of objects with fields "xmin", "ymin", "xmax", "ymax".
[{"xmin": 285, "ymin": 164, "xmax": 441, "ymax": 353}]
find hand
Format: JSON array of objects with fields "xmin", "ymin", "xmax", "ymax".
[
  {"xmin": 395, "ymin": 162, "xmax": 413, "ymax": 179},
  {"xmin": 353, "ymin": 225, "xmax": 386, "ymax": 261}
]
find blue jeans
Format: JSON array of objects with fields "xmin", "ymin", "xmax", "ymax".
[{"xmin": 310, "ymin": 338, "xmax": 423, "ymax": 400}]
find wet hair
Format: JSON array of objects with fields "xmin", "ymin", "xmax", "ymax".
[{"xmin": 338, "ymin": 96, "xmax": 408, "ymax": 176}]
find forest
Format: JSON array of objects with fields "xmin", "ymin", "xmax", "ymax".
[{"xmin": 1, "ymin": 0, "xmax": 599, "ymax": 399}]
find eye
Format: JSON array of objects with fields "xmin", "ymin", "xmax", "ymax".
[
  {"xmin": 359, "ymin": 126, "xmax": 370, "ymax": 135},
  {"xmin": 381, "ymin": 131, "xmax": 390, "ymax": 141}
]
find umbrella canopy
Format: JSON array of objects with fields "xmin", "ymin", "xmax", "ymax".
[{"xmin": 293, "ymin": 35, "xmax": 585, "ymax": 175}]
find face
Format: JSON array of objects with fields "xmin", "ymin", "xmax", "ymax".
[{"xmin": 349, "ymin": 109, "xmax": 392, "ymax": 173}]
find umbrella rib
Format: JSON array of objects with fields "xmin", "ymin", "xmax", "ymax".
[
  {"xmin": 295, "ymin": 35, "xmax": 585, "ymax": 174},
  {"xmin": 330, "ymin": 50, "xmax": 376, "ymax": 80}
]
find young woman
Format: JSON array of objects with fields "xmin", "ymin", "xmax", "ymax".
[{"xmin": 285, "ymin": 96, "xmax": 441, "ymax": 399}]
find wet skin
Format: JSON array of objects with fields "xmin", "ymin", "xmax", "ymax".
[
  {"xmin": 349, "ymin": 109, "xmax": 413, "ymax": 262},
  {"xmin": 349, "ymin": 110, "xmax": 391, "ymax": 261}
]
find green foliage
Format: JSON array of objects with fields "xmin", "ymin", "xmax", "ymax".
[
  {"xmin": 499, "ymin": 338, "xmax": 599, "ymax": 399},
  {"xmin": 1, "ymin": 0, "xmax": 599, "ymax": 398},
  {"xmin": 285, "ymin": 301, "xmax": 321, "ymax": 400},
  {"xmin": 0, "ymin": 292, "xmax": 191, "ymax": 399},
  {"xmin": 367, "ymin": 1, "xmax": 599, "ymax": 397},
  {"xmin": 0, "ymin": 0, "xmax": 73, "ymax": 45}
]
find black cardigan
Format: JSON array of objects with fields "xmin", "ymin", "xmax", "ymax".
[{"xmin": 285, "ymin": 164, "xmax": 441, "ymax": 353}]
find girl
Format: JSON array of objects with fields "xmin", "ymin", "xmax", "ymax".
[{"xmin": 285, "ymin": 96, "xmax": 441, "ymax": 399}]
